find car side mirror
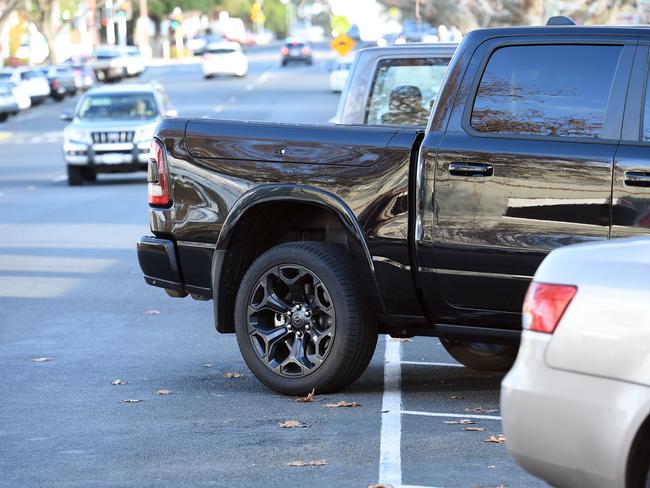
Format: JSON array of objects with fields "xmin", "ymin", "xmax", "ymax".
[{"xmin": 60, "ymin": 110, "xmax": 73, "ymax": 121}]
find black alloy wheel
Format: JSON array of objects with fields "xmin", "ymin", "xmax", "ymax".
[
  {"xmin": 246, "ymin": 263, "xmax": 336, "ymax": 377},
  {"xmin": 440, "ymin": 338, "xmax": 518, "ymax": 371},
  {"xmin": 234, "ymin": 242, "xmax": 377, "ymax": 395}
]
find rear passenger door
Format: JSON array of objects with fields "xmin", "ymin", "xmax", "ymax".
[
  {"xmin": 612, "ymin": 42, "xmax": 650, "ymax": 237},
  {"xmin": 418, "ymin": 36, "xmax": 636, "ymax": 327}
]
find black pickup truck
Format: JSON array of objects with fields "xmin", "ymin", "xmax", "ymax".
[{"xmin": 138, "ymin": 19, "xmax": 650, "ymax": 395}]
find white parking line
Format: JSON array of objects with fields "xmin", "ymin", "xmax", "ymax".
[
  {"xmin": 402, "ymin": 410, "xmax": 502, "ymax": 421},
  {"xmin": 400, "ymin": 361, "xmax": 463, "ymax": 368},
  {"xmin": 379, "ymin": 336, "xmax": 402, "ymax": 486}
]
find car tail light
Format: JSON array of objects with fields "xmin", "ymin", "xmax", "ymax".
[
  {"xmin": 52, "ymin": 80, "xmax": 60, "ymax": 89},
  {"xmin": 522, "ymin": 282, "xmax": 577, "ymax": 334},
  {"xmin": 301, "ymin": 47, "xmax": 310, "ymax": 55},
  {"xmin": 147, "ymin": 139, "xmax": 171, "ymax": 207},
  {"xmin": 281, "ymin": 47, "xmax": 289, "ymax": 55}
]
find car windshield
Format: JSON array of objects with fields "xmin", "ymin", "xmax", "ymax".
[
  {"xmin": 0, "ymin": 73, "xmax": 12, "ymax": 81},
  {"xmin": 207, "ymin": 47, "xmax": 237, "ymax": 54},
  {"xmin": 77, "ymin": 92, "xmax": 158, "ymax": 120}
]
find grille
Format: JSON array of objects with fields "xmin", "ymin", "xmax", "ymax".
[{"xmin": 91, "ymin": 131, "xmax": 134, "ymax": 144}]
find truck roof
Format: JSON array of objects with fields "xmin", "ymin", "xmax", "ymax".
[
  {"xmin": 471, "ymin": 24, "xmax": 650, "ymax": 39},
  {"xmin": 356, "ymin": 43, "xmax": 458, "ymax": 58}
]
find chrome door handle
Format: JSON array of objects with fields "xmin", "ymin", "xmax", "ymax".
[
  {"xmin": 448, "ymin": 162, "xmax": 493, "ymax": 177},
  {"xmin": 624, "ymin": 171, "xmax": 650, "ymax": 187}
]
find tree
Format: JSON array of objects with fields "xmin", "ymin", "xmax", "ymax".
[{"xmin": 376, "ymin": 0, "xmax": 637, "ymax": 32}]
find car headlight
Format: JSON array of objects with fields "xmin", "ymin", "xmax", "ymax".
[
  {"xmin": 65, "ymin": 128, "xmax": 91, "ymax": 144},
  {"xmin": 135, "ymin": 124, "xmax": 157, "ymax": 143}
]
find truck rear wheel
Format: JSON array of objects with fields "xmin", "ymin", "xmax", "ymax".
[
  {"xmin": 234, "ymin": 241, "xmax": 377, "ymax": 395},
  {"xmin": 440, "ymin": 338, "xmax": 518, "ymax": 372}
]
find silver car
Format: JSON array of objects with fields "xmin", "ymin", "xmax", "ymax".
[
  {"xmin": 501, "ymin": 237, "xmax": 650, "ymax": 488},
  {"xmin": 61, "ymin": 83, "xmax": 176, "ymax": 185}
]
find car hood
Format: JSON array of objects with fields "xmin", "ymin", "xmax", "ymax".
[{"xmin": 70, "ymin": 118, "xmax": 160, "ymax": 131}]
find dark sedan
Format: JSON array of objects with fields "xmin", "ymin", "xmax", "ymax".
[{"xmin": 280, "ymin": 40, "xmax": 313, "ymax": 66}]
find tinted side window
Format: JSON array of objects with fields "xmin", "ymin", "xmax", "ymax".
[
  {"xmin": 365, "ymin": 57, "xmax": 450, "ymax": 126},
  {"xmin": 471, "ymin": 45, "xmax": 622, "ymax": 139}
]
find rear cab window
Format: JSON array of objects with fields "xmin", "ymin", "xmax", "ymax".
[
  {"xmin": 469, "ymin": 44, "xmax": 623, "ymax": 139},
  {"xmin": 365, "ymin": 57, "xmax": 449, "ymax": 126}
]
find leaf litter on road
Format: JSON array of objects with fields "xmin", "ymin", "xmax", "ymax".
[
  {"xmin": 111, "ymin": 379, "xmax": 127, "ymax": 385},
  {"xmin": 444, "ymin": 419, "xmax": 476, "ymax": 425},
  {"xmin": 156, "ymin": 389, "xmax": 174, "ymax": 395},
  {"xmin": 122, "ymin": 399, "xmax": 143, "ymax": 404},
  {"xmin": 485, "ymin": 434, "xmax": 506, "ymax": 444},
  {"xmin": 293, "ymin": 388, "xmax": 316, "ymax": 403},
  {"xmin": 323, "ymin": 401, "xmax": 361, "ymax": 408},
  {"xmin": 464, "ymin": 427, "xmax": 486, "ymax": 432},
  {"xmin": 465, "ymin": 407, "xmax": 499, "ymax": 414},
  {"xmin": 32, "ymin": 357, "xmax": 53, "ymax": 362},
  {"xmin": 223, "ymin": 372, "xmax": 243, "ymax": 379},
  {"xmin": 143, "ymin": 310, "xmax": 160, "ymax": 315},
  {"xmin": 278, "ymin": 420, "xmax": 307, "ymax": 428},
  {"xmin": 368, "ymin": 484, "xmax": 394, "ymax": 488},
  {"xmin": 286, "ymin": 459, "xmax": 328, "ymax": 467}
]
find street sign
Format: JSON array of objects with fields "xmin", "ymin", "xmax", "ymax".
[{"xmin": 330, "ymin": 33, "xmax": 355, "ymax": 56}]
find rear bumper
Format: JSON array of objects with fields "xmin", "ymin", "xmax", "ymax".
[
  {"xmin": 501, "ymin": 331, "xmax": 646, "ymax": 488},
  {"xmin": 136, "ymin": 236, "xmax": 184, "ymax": 292}
]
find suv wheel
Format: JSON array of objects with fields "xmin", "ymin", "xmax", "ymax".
[
  {"xmin": 67, "ymin": 165, "xmax": 84, "ymax": 186},
  {"xmin": 234, "ymin": 241, "xmax": 377, "ymax": 395},
  {"xmin": 440, "ymin": 338, "xmax": 518, "ymax": 371}
]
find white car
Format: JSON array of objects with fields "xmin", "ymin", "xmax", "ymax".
[
  {"xmin": 61, "ymin": 83, "xmax": 175, "ymax": 185},
  {"xmin": 202, "ymin": 42, "xmax": 248, "ymax": 78},
  {"xmin": 16, "ymin": 68, "xmax": 50, "ymax": 103},
  {"xmin": 120, "ymin": 46, "xmax": 146, "ymax": 77},
  {"xmin": 329, "ymin": 56, "xmax": 353, "ymax": 93},
  {"xmin": 501, "ymin": 237, "xmax": 650, "ymax": 488},
  {"xmin": 0, "ymin": 70, "xmax": 34, "ymax": 109}
]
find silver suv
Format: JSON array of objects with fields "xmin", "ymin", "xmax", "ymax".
[{"xmin": 61, "ymin": 83, "xmax": 176, "ymax": 185}]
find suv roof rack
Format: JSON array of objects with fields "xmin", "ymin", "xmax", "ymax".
[{"xmin": 546, "ymin": 16, "xmax": 576, "ymax": 26}]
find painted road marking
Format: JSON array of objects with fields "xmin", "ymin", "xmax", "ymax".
[
  {"xmin": 400, "ymin": 361, "xmax": 463, "ymax": 368},
  {"xmin": 379, "ymin": 336, "xmax": 402, "ymax": 486},
  {"xmin": 402, "ymin": 410, "xmax": 502, "ymax": 421}
]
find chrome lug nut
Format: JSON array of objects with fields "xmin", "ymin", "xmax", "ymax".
[
  {"xmin": 296, "ymin": 331, "xmax": 302, "ymax": 337},
  {"xmin": 304, "ymin": 310, "xmax": 311, "ymax": 317},
  {"xmin": 305, "ymin": 325, "xmax": 310, "ymax": 330}
]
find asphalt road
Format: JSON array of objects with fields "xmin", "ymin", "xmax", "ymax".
[{"xmin": 0, "ymin": 45, "xmax": 547, "ymax": 488}]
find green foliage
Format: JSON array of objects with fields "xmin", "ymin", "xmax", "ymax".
[
  {"xmin": 146, "ymin": 0, "xmax": 287, "ymax": 37},
  {"xmin": 330, "ymin": 14, "xmax": 351, "ymax": 34}
]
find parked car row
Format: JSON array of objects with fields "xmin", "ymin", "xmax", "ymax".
[{"xmin": 90, "ymin": 46, "xmax": 146, "ymax": 82}]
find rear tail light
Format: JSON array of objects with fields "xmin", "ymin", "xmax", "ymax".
[
  {"xmin": 281, "ymin": 47, "xmax": 289, "ymax": 55},
  {"xmin": 522, "ymin": 282, "xmax": 577, "ymax": 334},
  {"xmin": 147, "ymin": 139, "xmax": 171, "ymax": 207},
  {"xmin": 52, "ymin": 80, "xmax": 60, "ymax": 89},
  {"xmin": 301, "ymin": 47, "xmax": 310, "ymax": 55}
]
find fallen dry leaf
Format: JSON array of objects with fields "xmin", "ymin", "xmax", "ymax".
[
  {"xmin": 204, "ymin": 364, "xmax": 213, "ymax": 368},
  {"xmin": 389, "ymin": 337, "xmax": 412, "ymax": 342},
  {"xmin": 449, "ymin": 395, "xmax": 464, "ymax": 400},
  {"xmin": 464, "ymin": 427, "xmax": 486, "ymax": 432},
  {"xmin": 122, "ymin": 399, "xmax": 143, "ymax": 404},
  {"xmin": 143, "ymin": 309, "xmax": 160, "ymax": 315},
  {"xmin": 223, "ymin": 372, "xmax": 243, "ymax": 379},
  {"xmin": 286, "ymin": 459, "xmax": 328, "ymax": 467},
  {"xmin": 485, "ymin": 434, "xmax": 506, "ymax": 444},
  {"xmin": 368, "ymin": 484, "xmax": 394, "ymax": 488},
  {"xmin": 156, "ymin": 389, "xmax": 174, "ymax": 395},
  {"xmin": 293, "ymin": 388, "xmax": 316, "ymax": 403},
  {"xmin": 32, "ymin": 357, "xmax": 53, "ymax": 362},
  {"xmin": 466, "ymin": 407, "xmax": 499, "ymax": 414},
  {"xmin": 323, "ymin": 401, "xmax": 361, "ymax": 408},
  {"xmin": 279, "ymin": 420, "xmax": 307, "ymax": 428},
  {"xmin": 444, "ymin": 419, "xmax": 476, "ymax": 425},
  {"xmin": 111, "ymin": 379, "xmax": 127, "ymax": 385}
]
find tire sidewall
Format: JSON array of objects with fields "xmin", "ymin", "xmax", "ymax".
[{"xmin": 234, "ymin": 244, "xmax": 360, "ymax": 395}]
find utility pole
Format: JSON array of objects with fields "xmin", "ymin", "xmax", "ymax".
[
  {"xmin": 415, "ymin": 0, "xmax": 421, "ymax": 29},
  {"xmin": 106, "ymin": 0, "xmax": 115, "ymax": 44},
  {"xmin": 136, "ymin": 0, "xmax": 151, "ymax": 59}
]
